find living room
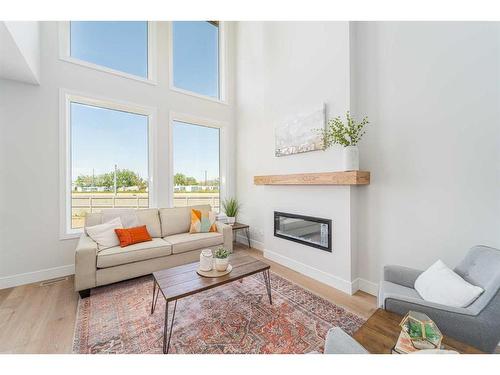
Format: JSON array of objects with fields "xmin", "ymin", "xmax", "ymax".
[{"xmin": 1, "ymin": 0, "xmax": 499, "ymax": 372}]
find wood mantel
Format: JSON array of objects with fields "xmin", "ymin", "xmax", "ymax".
[{"xmin": 254, "ymin": 171, "xmax": 370, "ymax": 185}]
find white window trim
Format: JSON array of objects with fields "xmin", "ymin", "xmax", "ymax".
[
  {"xmin": 58, "ymin": 22, "xmax": 158, "ymax": 85},
  {"xmin": 59, "ymin": 88, "xmax": 158, "ymax": 240},
  {"xmin": 168, "ymin": 21, "xmax": 228, "ymax": 105},
  {"xmin": 168, "ymin": 111, "xmax": 228, "ymax": 212}
]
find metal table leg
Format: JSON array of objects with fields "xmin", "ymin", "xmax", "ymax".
[
  {"xmin": 262, "ymin": 269, "xmax": 272, "ymax": 305},
  {"xmin": 151, "ymin": 280, "xmax": 160, "ymax": 314},
  {"xmin": 163, "ymin": 300, "xmax": 177, "ymax": 354},
  {"xmin": 245, "ymin": 227, "xmax": 251, "ymax": 248}
]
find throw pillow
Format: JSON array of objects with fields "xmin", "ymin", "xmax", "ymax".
[
  {"xmin": 114, "ymin": 225, "xmax": 152, "ymax": 247},
  {"xmin": 189, "ymin": 209, "xmax": 217, "ymax": 233},
  {"xmin": 414, "ymin": 260, "xmax": 484, "ymax": 308},
  {"xmin": 86, "ymin": 217, "xmax": 123, "ymax": 250}
]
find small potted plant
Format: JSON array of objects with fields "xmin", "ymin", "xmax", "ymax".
[
  {"xmin": 320, "ymin": 111, "xmax": 369, "ymax": 171},
  {"xmin": 214, "ymin": 247, "xmax": 230, "ymax": 272},
  {"xmin": 222, "ymin": 197, "xmax": 240, "ymax": 225}
]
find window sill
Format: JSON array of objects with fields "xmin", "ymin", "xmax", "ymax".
[
  {"xmin": 60, "ymin": 56, "xmax": 158, "ymax": 86},
  {"xmin": 169, "ymin": 85, "xmax": 228, "ymax": 105},
  {"xmin": 60, "ymin": 230, "xmax": 82, "ymax": 241}
]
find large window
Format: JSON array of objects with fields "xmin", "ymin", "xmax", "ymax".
[
  {"xmin": 68, "ymin": 21, "xmax": 149, "ymax": 79},
  {"xmin": 172, "ymin": 21, "xmax": 220, "ymax": 99},
  {"xmin": 172, "ymin": 121, "xmax": 220, "ymax": 211},
  {"xmin": 68, "ymin": 99, "xmax": 150, "ymax": 230}
]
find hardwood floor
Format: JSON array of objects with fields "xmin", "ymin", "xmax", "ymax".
[{"xmin": 0, "ymin": 244, "xmax": 376, "ymax": 354}]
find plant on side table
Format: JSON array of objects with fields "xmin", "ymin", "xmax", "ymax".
[
  {"xmin": 320, "ymin": 111, "xmax": 369, "ymax": 171},
  {"xmin": 214, "ymin": 247, "xmax": 230, "ymax": 272},
  {"xmin": 222, "ymin": 197, "xmax": 240, "ymax": 225}
]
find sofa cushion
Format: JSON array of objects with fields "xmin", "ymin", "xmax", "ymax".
[
  {"xmin": 85, "ymin": 208, "xmax": 162, "ymax": 238},
  {"xmin": 159, "ymin": 205, "xmax": 211, "ymax": 237},
  {"xmin": 97, "ymin": 238, "xmax": 172, "ymax": 268},
  {"xmin": 164, "ymin": 232, "xmax": 223, "ymax": 254}
]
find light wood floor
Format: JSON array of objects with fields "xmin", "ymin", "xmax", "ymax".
[{"xmin": 0, "ymin": 244, "xmax": 376, "ymax": 354}]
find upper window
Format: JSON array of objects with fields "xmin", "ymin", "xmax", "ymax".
[
  {"xmin": 172, "ymin": 21, "xmax": 220, "ymax": 99},
  {"xmin": 69, "ymin": 101, "xmax": 150, "ymax": 230},
  {"xmin": 69, "ymin": 21, "xmax": 149, "ymax": 79}
]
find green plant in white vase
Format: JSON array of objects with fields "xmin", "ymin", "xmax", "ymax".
[
  {"xmin": 214, "ymin": 247, "xmax": 230, "ymax": 272},
  {"xmin": 222, "ymin": 198, "xmax": 240, "ymax": 225},
  {"xmin": 320, "ymin": 111, "xmax": 369, "ymax": 171}
]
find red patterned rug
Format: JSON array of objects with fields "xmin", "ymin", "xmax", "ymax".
[{"xmin": 73, "ymin": 272, "xmax": 365, "ymax": 354}]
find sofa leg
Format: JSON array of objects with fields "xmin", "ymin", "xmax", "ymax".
[{"xmin": 78, "ymin": 289, "xmax": 91, "ymax": 299}]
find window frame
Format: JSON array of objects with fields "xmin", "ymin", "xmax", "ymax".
[
  {"xmin": 168, "ymin": 21, "xmax": 228, "ymax": 104},
  {"xmin": 168, "ymin": 112, "xmax": 228, "ymax": 212},
  {"xmin": 59, "ymin": 88, "xmax": 158, "ymax": 239},
  {"xmin": 59, "ymin": 21, "xmax": 157, "ymax": 85}
]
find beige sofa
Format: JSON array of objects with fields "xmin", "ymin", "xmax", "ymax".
[{"xmin": 74, "ymin": 205, "xmax": 232, "ymax": 298}]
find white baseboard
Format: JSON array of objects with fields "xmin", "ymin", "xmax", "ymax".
[
  {"xmin": 0, "ymin": 264, "xmax": 75, "ymax": 290},
  {"xmin": 352, "ymin": 278, "xmax": 378, "ymax": 296},
  {"xmin": 235, "ymin": 234, "xmax": 265, "ymax": 251},
  {"xmin": 263, "ymin": 248, "xmax": 354, "ymax": 295}
]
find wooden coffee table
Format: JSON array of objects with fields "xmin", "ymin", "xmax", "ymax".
[
  {"xmin": 150, "ymin": 254, "xmax": 272, "ymax": 353},
  {"xmin": 353, "ymin": 309, "xmax": 484, "ymax": 354}
]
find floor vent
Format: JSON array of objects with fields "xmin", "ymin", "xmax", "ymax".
[{"xmin": 40, "ymin": 276, "xmax": 69, "ymax": 286}]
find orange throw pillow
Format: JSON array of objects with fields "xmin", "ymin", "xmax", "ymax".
[{"xmin": 114, "ymin": 225, "xmax": 152, "ymax": 247}]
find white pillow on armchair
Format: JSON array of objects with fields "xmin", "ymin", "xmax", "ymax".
[{"xmin": 414, "ymin": 260, "xmax": 484, "ymax": 308}]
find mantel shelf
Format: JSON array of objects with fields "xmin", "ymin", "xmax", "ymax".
[{"xmin": 254, "ymin": 171, "xmax": 370, "ymax": 186}]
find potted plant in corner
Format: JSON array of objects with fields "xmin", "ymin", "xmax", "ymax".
[
  {"xmin": 214, "ymin": 247, "xmax": 230, "ymax": 272},
  {"xmin": 320, "ymin": 111, "xmax": 369, "ymax": 171},
  {"xmin": 222, "ymin": 197, "xmax": 240, "ymax": 225}
]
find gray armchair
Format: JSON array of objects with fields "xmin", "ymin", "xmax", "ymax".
[{"xmin": 378, "ymin": 245, "xmax": 500, "ymax": 353}]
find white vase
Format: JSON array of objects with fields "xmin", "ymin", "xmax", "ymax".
[
  {"xmin": 199, "ymin": 249, "xmax": 213, "ymax": 271},
  {"xmin": 215, "ymin": 257, "xmax": 229, "ymax": 272},
  {"xmin": 227, "ymin": 217, "xmax": 236, "ymax": 225},
  {"xmin": 343, "ymin": 146, "xmax": 359, "ymax": 171}
]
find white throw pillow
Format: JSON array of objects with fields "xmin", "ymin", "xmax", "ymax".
[
  {"xmin": 414, "ymin": 260, "xmax": 484, "ymax": 308},
  {"xmin": 86, "ymin": 217, "xmax": 123, "ymax": 250}
]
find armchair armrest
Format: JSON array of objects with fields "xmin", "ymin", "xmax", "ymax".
[
  {"xmin": 216, "ymin": 221, "xmax": 233, "ymax": 253},
  {"xmin": 324, "ymin": 327, "xmax": 368, "ymax": 354},
  {"xmin": 384, "ymin": 265, "xmax": 423, "ymax": 288},
  {"xmin": 74, "ymin": 233, "xmax": 98, "ymax": 292}
]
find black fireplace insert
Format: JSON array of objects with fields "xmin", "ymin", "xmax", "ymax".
[{"xmin": 274, "ymin": 211, "xmax": 332, "ymax": 252}]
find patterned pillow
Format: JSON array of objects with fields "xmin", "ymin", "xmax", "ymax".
[{"xmin": 189, "ymin": 209, "xmax": 217, "ymax": 233}]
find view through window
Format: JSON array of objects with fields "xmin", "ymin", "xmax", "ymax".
[
  {"xmin": 71, "ymin": 102, "xmax": 149, "ymax": 229},
  {"xmin": 172, "ymin": 21, "xmax": 220, "ymax": 98},
  {"xmin": 172, "ymin": 121, "xmax": 220, "ymax": 211},
  {"xmin": 70, "ymin": 21, "xmax": 148, "ymax": 78}
]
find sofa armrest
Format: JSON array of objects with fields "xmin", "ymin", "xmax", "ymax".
[
  {"xmin": 74, "ymin": 233, "xmax": 98, "ymax": 292},
  {"xmin": 384, "ymin": 265, "xmax": 423, "ymax": 288},
  {"xmin": 324, "ymin": 327, "xmax": 368, "ymax": 354},
  {"xmin": 216, "ymin": 221, "xmax": 233, "ymax": 253}
]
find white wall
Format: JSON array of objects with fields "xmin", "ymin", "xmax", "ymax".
[
  {"xmin": 235, "ymin": 22, "xmax": 359, "ymax": 293},
  {"xmin": 352, "ymin": 22, "xmax": 500, "ymax": 286},
  {"xmin": 236, "ymin": 21, "xmax": 500, "ymax": 295},
  {"xmin": 0, "ymin": 21, "xmax": 236, "ymax": 288}
]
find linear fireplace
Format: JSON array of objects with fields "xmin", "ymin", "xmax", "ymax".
[{"xmin": 274, "ymin": 211, "xmax": 332, "ymax": 252}]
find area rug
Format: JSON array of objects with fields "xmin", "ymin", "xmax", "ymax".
[{"xmin": 73, "ymin": 272, "xmax": 365, "ymax": 354}]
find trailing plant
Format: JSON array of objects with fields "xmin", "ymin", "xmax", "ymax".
[
  {"xmin": 222, "ymin": 197, "xmax": 240, "ymax": 217},
  {"xmin": 214, "ymin": 247, "xmax": 230, "ymax": 259},
  {"xmin": 320, "ymin": 111, "xmax": 369, "ymax": 148}
]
